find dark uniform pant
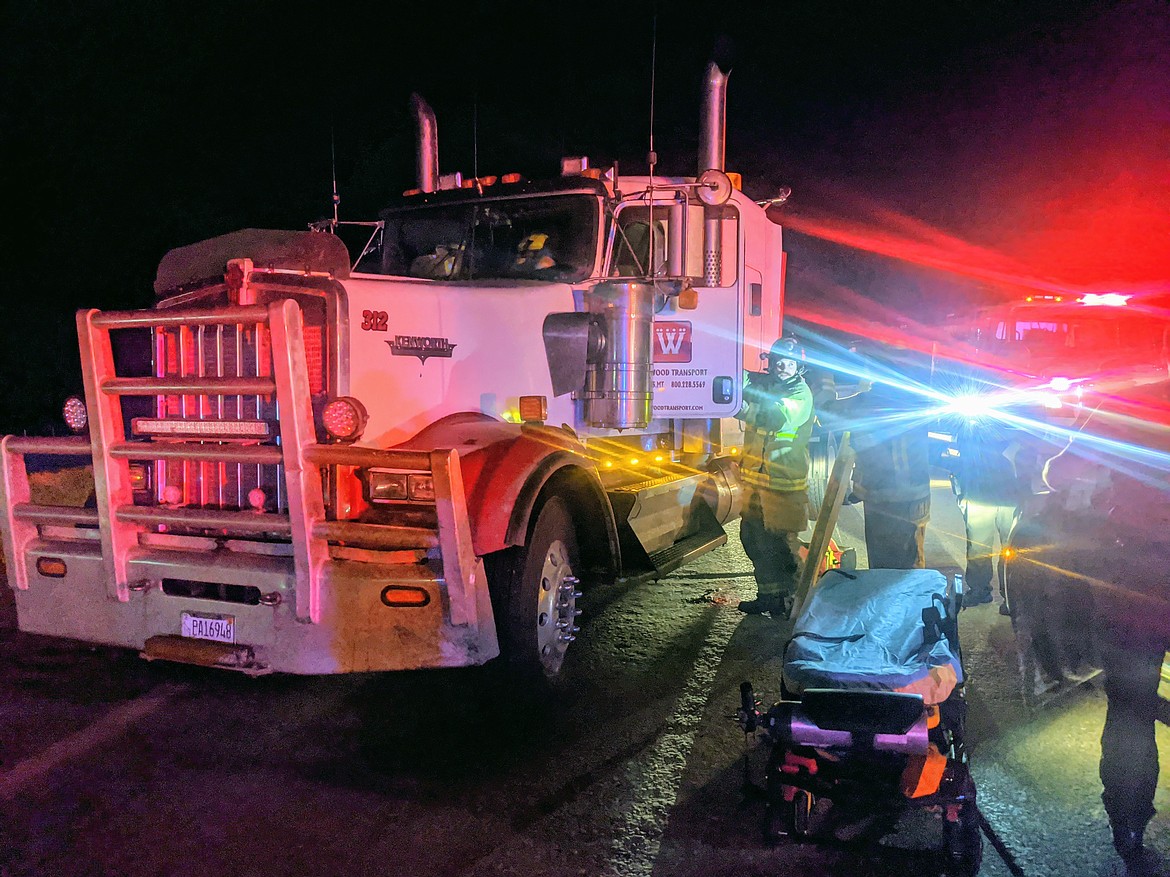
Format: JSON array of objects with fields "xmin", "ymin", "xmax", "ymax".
[
  {"xmin": 1009, "ymin": 514, "xmax": 1168, "ymax": 844},
  {"xmin": 863, "ymin": 498, "xmax": 929, "ymax": 570},
  {"xmin": 1100, "ymin": 640, "xmax": 1163, "ymax": 834},
  {"xmin": 740, "ymin": 486, "xmax": 805, "ymax": 598},
  {"xmin": 960, "ymin": 498, "xmax": 1016, "ymax": 600}
]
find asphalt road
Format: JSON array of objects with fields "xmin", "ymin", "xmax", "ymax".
[{"xmin": 0, "ymin": 479, "xmax": 1165, "ymax": 877}]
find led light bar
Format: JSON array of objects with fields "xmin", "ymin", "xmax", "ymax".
[{"xmin": 132, "ymin": 418, "xmax": 272, "ymax": 439}]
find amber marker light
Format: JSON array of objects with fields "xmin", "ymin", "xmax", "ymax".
[
  {"xmin": 36, "ymin": 557, "xmax": 68, "ymax": 578},
  {"xmin": 380, "ymin": 585, "xmax": 431, "ymax": 608},
  {"xmin": 518, "ymin": 395, "xmax": 548, "ymax": 423}
]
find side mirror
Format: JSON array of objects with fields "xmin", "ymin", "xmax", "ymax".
[
  {"xmin": 696, "ymin": 169, "xmax": 733, "ymax": 206},
  {"xmin": 761, "ymin": 187, "xmax": 793, "ymax": 224}
]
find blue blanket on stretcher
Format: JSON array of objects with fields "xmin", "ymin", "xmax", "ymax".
[{"xmin": 784, "ymin": 568, "xmax": 963, "ymax": 705}]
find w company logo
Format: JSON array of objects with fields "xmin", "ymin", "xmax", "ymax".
[{"xmin": 653, "ymin": 321, "xmax": 692, "ymax": 363}]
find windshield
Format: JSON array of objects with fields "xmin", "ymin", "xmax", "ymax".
[
  {"xmin": 356, "ymin": 193, "xmax": 599, "ymax": 283},
  {"xmin": 976, "ymin": 309, "xmax": 1162, "ymax": 356}
]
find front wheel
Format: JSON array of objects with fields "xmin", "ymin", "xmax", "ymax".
[
  {"xmin": 942, "ymin": 803, "xmax": 983, "ymax": 876},
  {"xmin": 765, "ymin": 788, "xmax": 814, "ymax": 841},
  {"xmin": 486, "ymin": 495, "xmax": 582, "ymax": 681}
]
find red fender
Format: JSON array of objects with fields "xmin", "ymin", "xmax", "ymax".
[{"xmin": 394, "ymin": 413, "xmax": 620, "ymax": 564}]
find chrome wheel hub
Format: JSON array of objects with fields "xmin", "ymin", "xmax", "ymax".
[{"xmin": 534, "ymin": 539, "xmax": 581, "ymax": 676}]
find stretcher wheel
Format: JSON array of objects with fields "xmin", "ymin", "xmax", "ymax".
[
  {"xmin": 765, "ymin": 788, "xmax": 814, "ymax": 841},
  {"xmin": 942, "ymin": 803, "xmax": 983, "ymax": 876}
]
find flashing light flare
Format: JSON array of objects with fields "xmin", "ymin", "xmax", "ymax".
[
  {"xmin": 940, "ymin": 393, "xmax": 1001, "ymax": 419},
  {"xmin": 1079, "ymin": 293, "xmax": 1131, "ymax": 307}
]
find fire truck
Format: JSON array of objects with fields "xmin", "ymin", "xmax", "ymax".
[
  {"xmin": 0, "ymin": 62, "xmax": 789, "ymax": 680},
  {"xmin": 930, "ymin": 292, "xmax": 1170, "ymax": 456}
]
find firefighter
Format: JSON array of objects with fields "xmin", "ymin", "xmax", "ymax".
[
  {"xmin": 1009, "ymin": 415, "xmax": 1170, "ymax": 871},
  {"xmin": 513, "ymin": 232, "xmax": 557, "ymax": 275},
  {"xmin": 848, "ymin": 349, "xmax": 933, "ymax": 569},
  {"xmin": 410, "ymin": 241, "xmax": 464, "ymax": 279},
  {"xmin": 950, "ymin": 424, "xmax": 1032, "ymax": 610},
  {"xmin": 736, "ymin": 337, "xmax": 815, "ymax": 615}
]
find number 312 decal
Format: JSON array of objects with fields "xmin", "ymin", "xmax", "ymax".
[{"xmin": 361, "ymin": 310, "xmax": 388, "ymax": 332}]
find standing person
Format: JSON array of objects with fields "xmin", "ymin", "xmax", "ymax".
[
  {"xmin": 848, "ymin": 352, "xmax": 933, "ymax": 569},
  {"xmin": 736, "ymin": 337, "xmax": 815, "ymax": 615},
  {"xmin": 1009, "ymin": 414, "xmax": 1170, "ymax": 871},
  {"xmin": 950, "ymin": 425, "xmax": 1031, "ymax": 610}
]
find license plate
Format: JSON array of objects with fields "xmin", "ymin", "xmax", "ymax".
[{"xmin": 181, "ymin": 612, "xmax": 235, "ymax": 643}]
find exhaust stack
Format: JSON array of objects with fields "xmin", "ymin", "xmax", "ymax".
[
  {"xmin": 698, "ymin": 62, "xmax": 729, "ymax": 287},
  {"xmin": 698, "ymin": 61, "xmax": 729, "ymax": 174},
  {"xmin": 410, "ymin": 93, "xmax": 439, "ymax": 193}
]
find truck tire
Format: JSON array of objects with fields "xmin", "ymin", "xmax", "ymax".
[
  {"xmin": 807, "ymin": 430, "xmax": 837, "ymax": 517},
  {"xmin": 486, "ymin": 495, "xmax": 582, "ymax": 681}
]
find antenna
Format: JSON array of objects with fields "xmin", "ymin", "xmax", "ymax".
[
  {"xmin": 648, "ymin": 13, "xmax": 657, "ymax": 171},
  {"xmin": 647, "ymin": 13, "xmax": 658, "ymax": 275},
  {"xmin": 331, "ymin": 127, "xmax": 340, "ymax": 225}
]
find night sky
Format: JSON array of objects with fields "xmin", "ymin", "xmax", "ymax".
[{"xmin": 6, "ymin": 0, "xmax": 1168, "ymax": 432}]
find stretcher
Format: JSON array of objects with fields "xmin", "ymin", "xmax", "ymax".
[{"xmin": 741, "ymin": 567, "xmax": 982, "ymax": 874}]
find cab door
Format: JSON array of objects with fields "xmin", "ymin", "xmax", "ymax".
[{"xmin": 608, "ymin": 198, "xmax": 744, "ymax": 419}]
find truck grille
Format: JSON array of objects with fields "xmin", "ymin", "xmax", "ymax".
[{"xmin": 149, "ymin": 308, "xmax": 326, "ymax": 515}]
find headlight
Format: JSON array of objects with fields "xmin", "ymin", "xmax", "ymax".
[
  {"xmin": 321, "ymin": 396, "xmax": 368, "ymax": 443},
  {"xmin": 366, "ymin": 470, "xmax": 435, "ymax": 504},
  {"xmin": 368, "ymin": 471, "xmax": 408, "ymax": 502}
]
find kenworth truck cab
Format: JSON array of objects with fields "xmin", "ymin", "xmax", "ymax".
[{"xmin": 0, "ymin": 62, "xmax": 787, "ymax": 680}]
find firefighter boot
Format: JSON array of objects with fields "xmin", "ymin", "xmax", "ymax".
[
  {"xmin": 738, "ymin": 591, "xmax": 787, "ymax": 615},
  {"xmin": 1112, "ymin": 821, "xmax": 1146, "ymax": 866},
  {"xmin": 962, "ymin": 588, "xmax": 993, "ymax": 608}
]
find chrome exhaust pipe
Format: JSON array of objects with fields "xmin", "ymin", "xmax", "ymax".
[
  {"xmin": 410, "ymin": 93, "xmax": 439, "ymax": 193},
  {"xmin": 698, "ymin": 61, "xmax": 729, "ymax": 286},
  {"xmin": 698, "ymin": 61, "xmax": 729, "ymax": 174}
]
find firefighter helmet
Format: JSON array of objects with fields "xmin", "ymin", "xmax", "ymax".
[
  {"xmin": 763, "ymin": 336, "xmax": 806, "ymax": 378},
  {"xmin": 514, "ymin": 232, "xmax": 557, "ymax": 273}
]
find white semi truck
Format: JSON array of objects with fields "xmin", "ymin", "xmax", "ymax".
[{"xmin": 0, "ymin": 61, "xmax": 790, "ymax": 680}]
